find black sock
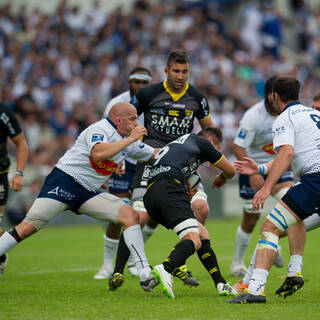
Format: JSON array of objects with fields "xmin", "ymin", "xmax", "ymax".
[
  {"xmin": 163, "ymin": 239, "xmax": 195, "ymax": 274},
  {"xmin": 113, "ymin": 233, "xmax": 130, "ymax": 275},
  {"xmin": 0, "ymin": 254, "xmax": 6, "ymax": 263},
  {"xmin": 9, "ymin": 228, "xmax": 22, "ymax": 242},
  {"xmin": 197, "ymin": 239, "xmax": 225, "ymax": 286}
]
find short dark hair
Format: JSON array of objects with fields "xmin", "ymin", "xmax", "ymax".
[
  {"xmin": 272, "ymin": 76, "xmax": 300, "ymax": 103},
  {"xmin": 130, "ymin": 67, "xmax": 151, "ymax": 76},
  {"xmin": 264, "ymin": 76, "xmax": 277, "ymax": 98},
  {"xmin": 166, "ymin": 50, "xmax": 190, "ymax": 68},
  {"xmin": 197, "ymin": 127, "xmax": 223, "ymax": 143},
  {"xmin": 313, "ymin": 91, "xmax": 320, "ymax": 102}
]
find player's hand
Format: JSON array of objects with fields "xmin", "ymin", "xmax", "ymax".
[
  {"xmin": 129, "ymin": 126, "xmax": 147, "ymax": 142},
  {"xmin": 234, "ymin": 157, "xmax": 259, "ymax": 175},
  {"xmin": 115, "ymin": 161, "xmax": 125, "ymax": 176},
  {"xmin": 212, "ymin": 173, "xmax": 228, "ymax": 189},
  {"xmin": 252, "ymin": 187, "xmax": 270, "ymax": 211},
  {"xmin": 10, "ymin": 175, "xmax": 23, "ymax": 191},
  {"xmin": 249, "ymin": 174, "xmax": 264, "ymax": 190}
]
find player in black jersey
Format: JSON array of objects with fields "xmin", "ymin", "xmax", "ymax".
[
  {"xmin": 0, "ymin": 103, "xmax": 28, "ymax": 276},
  {"xmin": 126, "ymin": 50, "xmax": 214, "ymax": 285},
  {"xmin": 143, "ymin": 128, "xmax": 236, "ymax": 298}
]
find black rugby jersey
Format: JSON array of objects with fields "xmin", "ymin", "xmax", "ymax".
[
  {"xmin": 0, "ymin": 103, "xmax": 22, "ymax": 169},
  {"xmin": 148, "ymin": 133, "xmax": 222, "ymax": 185},
  {"xmin": 131, "ymin": 81, "xmax": 210, "ymax": 148}
]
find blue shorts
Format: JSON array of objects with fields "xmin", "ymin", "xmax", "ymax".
[
  {"xmin": 107, "ymin": 161, "xmax": 136, "ymax": 194},
  {"xmin": 282, "ymin": 173, "xmax": 320, "ymax": 220},
  {"xmin": 38, "ymin": 167, "xmax": 100, "ymax": 213},
  {"xmin": 239, "ymin": 170, "xmax": 294, "ymax": 200}
]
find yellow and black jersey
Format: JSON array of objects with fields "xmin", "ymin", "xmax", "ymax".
[{"xmin": 131, "ymin": 81, "xmax": 211, "ymax": 148}]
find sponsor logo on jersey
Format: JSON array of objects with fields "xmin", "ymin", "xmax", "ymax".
[
  {"xmin": 262, "ymin": 142, "xmax": 275, "ymax": 154},
  {"xmin": 164, "ymin": 102, "xmax": 186, "ymax": 109},
  {"xmin": 151, "ymin": 114, "xmax": 192, "ymax": 135},
  {"xmin": 149, "ymin": 165, "xmax": 171, "ymax": 178},
  {"xmin": 150, "ymin": 107, "xmax": 166, "ymax": 115},
  {"xmin": 272, "ymin": 126, "xmax": 285, "ymax": 137},
  {"xmin": 138, "ymin": 141, "xmax": 145, "ymax": 149},
  {"xmin": 168, "ymin": 109, "xmax": 180, "ymax": 116},
  {"xmin": 238, "ymin": 129, "xmax": 247, "ymax": 139},
  {"xmin": 185, "ymin": 110, "xmax": 193, "ymax": 117},
  {"xmin": 89, "ymin": 157, "xmax": 118, "ymax": 176},
  {"xmin": 91, "ymin": 134, "xmax": 104, "ymax": 142},
  {"xmin": 0, "ymin": 112, "xmax": 15, "ymax": 135}
]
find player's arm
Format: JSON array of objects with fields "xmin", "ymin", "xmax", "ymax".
[
  {"xmin": 91, "ymin": 126, "xmax": 147, "ymax": 161},
  {"xmin": 234, "ymin": 157, "xmax": 274, "ymax": 176},
  {"xmin": 252, "ymin": 145, "xmax": 293, "ymax": 210},
  {"xmin": 212, "ymin": 156, "xmax": 236, "ymax": 188},
  {"xmin": 10, "ymin": 132, "xmax": 28, "ymax": 191},
  {"xmin": 198, "ymin": 116, "xmax": 214, "ymax": 129}
]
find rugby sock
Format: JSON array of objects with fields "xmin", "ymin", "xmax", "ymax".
[
  {"xmin": 0, "ymin": 231, "xmax": 19, "ymax": 256},
  {"xmin": 102, "ymin": 235, "xmax": 119, "ymax": 269},
  {"xmin": 197, "ymin": 240, "xmax": 225, "ymax": 286},
  {"xmin": 243, "ymin": 244, "xmax": 258, "ymax": 284},
  {"xmin": 163, "ymin": 239, "xmax": 195, "ymax": 274},
  {"xmin": 142, "ymin": 225, "xmax": 157, "ymax": 242},
  {"xmin": 287, "ymin": 254, "xmax": 303, "ymax": 276},
  {"xmin": 113, "ymin": 233, "xmax": 130, "ymax": 274},
  {"xmin": 248, "ymin": 268, "xmax": 269, "ymax": 295},
  {"xmin": 232, "ymin": 226, "xmax": 251, "ymax": 266},
  {"xmin": 123, "ymin": 224, "xmax": 150, "ymax": 282}
]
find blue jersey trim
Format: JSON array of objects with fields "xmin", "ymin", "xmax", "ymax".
[{"xmin": 282, "ymin": 101, "xmax": 301, "ymax": 113}]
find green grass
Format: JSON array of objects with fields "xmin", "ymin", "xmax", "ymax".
[{"xmin": 1, "ymin": 218, "xmax": 320, "ymax": 320}]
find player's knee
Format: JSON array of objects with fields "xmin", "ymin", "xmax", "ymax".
[
  {"xmin": 174, "ymin": 218, "xmax": 199, "ymax": 240},
  {"xmin": 15, "ymin": 222, "xmax": 37, "ymax": 240},
  {"xmin": 192, "ymin": 199, "xmax": 209, "ymax": 224},
  {"xmin": 118, "ymin": 204, "xmax": 139, "ymax": 227},
  {"xmin": 265, "ymin": 202, "xmax": 298, "ymax": 234}
]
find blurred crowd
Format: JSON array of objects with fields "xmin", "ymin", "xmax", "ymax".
[{"xmin": 1, "ymin": 0, "xmax": 320, "ymax": 212}]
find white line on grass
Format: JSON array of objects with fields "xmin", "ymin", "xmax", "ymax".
[{"xmin": 17, "ymin": 267, "xmax": 97, "ymax": 275}]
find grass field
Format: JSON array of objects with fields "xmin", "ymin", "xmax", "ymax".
[{"xmin": 1, "ymin": 218, "xmax": 320, "ymax": 320}]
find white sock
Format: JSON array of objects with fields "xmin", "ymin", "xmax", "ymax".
[
  {"xmin": 287, "ymin": 254, "xmax": 303, "ymax": 276},
  {"xmin": 123, "ymin": 224, "xmax": 150, "ymax": 281},
  {"xmin": 0, "ymin": 232, "xmax": 19, "ymax": 256},
  {"xmin": 243, "ymin": 244, "xmax": 258, "ymax": 284},
  {"xmin": 102, "ymin": 235, "xmax": 119, "ymax": 268},
  {"xmin": 248, "ymin": 268, "xmax": 269, "ymax": 295},
  {"xmin": 142, "ymin": 225, "xmax": 157, "ymax": 243},
  {"xmin": 232, "ymin": 226, "xmax": 252, "ymax": 266}
]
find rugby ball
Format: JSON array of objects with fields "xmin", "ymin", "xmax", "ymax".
[{"xmin": 188, "ymin": 172, "xmax": 201, "ymax": 190}]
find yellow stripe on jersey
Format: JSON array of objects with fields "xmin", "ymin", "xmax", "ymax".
[
  {"xmin": 163, "ymin": 81, "xmax": 189, "ymax": 102},
  {"xmin": 212, "ymin": 154, "xmax": 224, "ymax": 166},
  {"xmin": 199, "ymin": 113, "xmax": 212, "ymax": 121}
]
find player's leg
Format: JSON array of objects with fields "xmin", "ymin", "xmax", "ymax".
[
  {"xmin": 228, "ymin": 200, "xmax": 299, "ymax": 304},
  {"xmin": 196, "ymin": 222, "xmax": 236, "ymax": 296},
  {"xmin": 0, "ymin": 198, "xmax": 67, "ymax": 262},
  {"xmin": 78, "ymin": 192, "xmax": 156, "ymax": 291}
]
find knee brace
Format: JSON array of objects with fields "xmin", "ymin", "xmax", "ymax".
[
  {"xmin": 173, "ymin": 218, "xmax": 199, "ymax": 239},
  {"xmin": 258, "ymin": 231, "xmax": 278, "ymax": 252},
  {"xmin": 266, "ymin": 202, "xmax": 297, "ymax": 232},
  {"xmin": 191, "ymin": 190, "xmax": 208, "ymax": 203},
  {"xmin": 243, "ymin": 200, "xmax": 262, "ymax": 214},
  {"xmin": 273, "ymin": 187, "xmax": 290, "ymax": 202}
]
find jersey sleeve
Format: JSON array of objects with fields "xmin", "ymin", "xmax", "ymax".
[
  {"xmin": 127, "ymin": 140, "xmax": 154, "ymax": 162},
  {"xmin": 194, "ymin": 94, "xmax": 211, "ymax": 120},
  {"xmin": 131, "ymin": 89, "xmax": 146, "ymax": 116},
  {"xmin": 233, "ymin": 109, "xmax": 257, "ymax": 148},
  {"xmin": 0, "ymin": 107, "xmax": 22, "ymax": 138},
  {"xmin": 197, "ymin": 136, "xmax": 223, "ymax": 164},
  {"xmin": 272, "ymin": 115, "xmax": 294, "ymax": 153},
  {"xmin": 84, "ymin": 125, "xmax": 109, "ymax": 154}
]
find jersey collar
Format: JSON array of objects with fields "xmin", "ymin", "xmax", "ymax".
[
  {"xmin": 106, "ymin": 117, "xmax": 117, "ymax": 129},
  {"xmin": 282, "ymin": 101, "xmax": 301, "ymax": 113},
  {"xmin": 163, "ymin": 81, "xmax": 189, "ymax": 102}
]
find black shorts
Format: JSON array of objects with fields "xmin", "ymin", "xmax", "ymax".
[
  {"xmin": 143, "ymin": 179, "xmax": 195, "ymax": 230},
  {"xmin": 0, "ymin": 172, "xmax": 9, "ymax": 206},
  {"xmin": 132, "ymin": 163, "xmax": 153, "ymax": 189}
]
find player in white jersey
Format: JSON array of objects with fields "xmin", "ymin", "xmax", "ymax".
[
  {"xmin": 230, "ymin": 77, "xmax": 294, "ymax": 277},
  {"xmin": 0, "ymin": 103, "xmax": 160, "ymax": 292},
  {"xmin": 228, "ymin": 76, "xmax": 320, "ymax": 303},
  {"xmin": 94, "ymin": 67, "xmax": 152, "ymax": 280}
]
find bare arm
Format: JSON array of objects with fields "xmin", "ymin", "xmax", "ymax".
[
  {"xmin": 199, "ymin": 116, "xmax": 214, "ymax": 129},
  {"xmin": 10, "ymin": 132, "xmax": 29, "ymax": 191},
  {"xmin": 252, "ymin": 145, "xmax": 294, "ymax": 210},
  {"xmin": 212, "ymin": 156, "xmax": 236, "ymax": 188},
  {"xmin": 91, "ymin": 126, "xmax": 147, "ymax": 162}
]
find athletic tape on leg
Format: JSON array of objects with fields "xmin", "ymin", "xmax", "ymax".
[
  {"xmin": 273, "ymin": 187, "xmax": 290, "ymax": 202},
  {"xmin": 258, "ymin": 231, "xmax": 278, "ymax": 252},
  {"xmin": 191, "ymin": 190, "xmax": 208, "ymax": 203},
  {"xmin": 173, "ymin": 218, "xmax": 199, "ymax": 239},
  {"xmin": 266, "ymin": 203, "xmax": 297, "ymax": 232}
]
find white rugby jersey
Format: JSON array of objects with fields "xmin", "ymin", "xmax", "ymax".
[
  {"xmin": 273, "ymin": 102, "xmax": 320, "ymax": 177},
  {"xmin": 56, "ymin": 118, "xmax": 154, "ymax": 191},
  {"xmin": 234, "ymin": 100, "xmax": 277, "ymax": 163},
  {"xmin": 103, "ymin": 90, "xmax": 144, "ymax": 165}
]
